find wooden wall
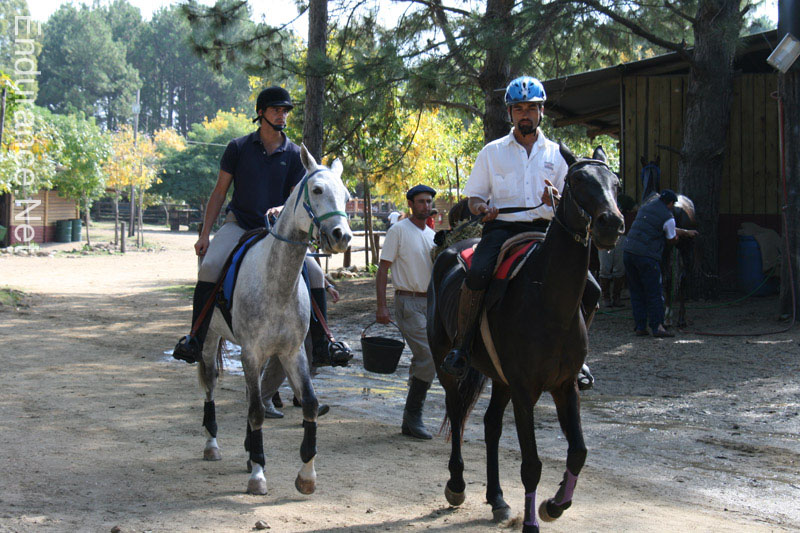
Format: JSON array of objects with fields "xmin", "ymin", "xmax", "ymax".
[
  {"xmin": 621, "ymin": 73, "xmax": 780, "ymax": 216},
  {"xmin": 4, "ymin": 190, "xmax": 79, "ymax": 245}
]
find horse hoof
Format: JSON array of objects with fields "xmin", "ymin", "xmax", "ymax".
[
  {"xmin": 203, "ymin": 447, "xmax": 222, "ymax": 461},
  {"xmin": 295, "ymin": 475, "xmax": 316, "ymax": 495},
  {"xmin": 538, "ymin": 498, "xmax": 567, "ymax": 522},
  {"xmin": 247, "ymin": 477, "xmax": 267, "ymax": 495},
  {"xmin": 491, "ymin": 504, "xmax": 512, "ymax": 523},
  {"xmin": 444, "ymin": 485, "xmax": 465, "ymax": 506}
]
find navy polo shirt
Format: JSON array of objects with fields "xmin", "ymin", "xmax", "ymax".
[{"xmin": 220, "ymin": 130, "xmax": 306, "ymax": 231}]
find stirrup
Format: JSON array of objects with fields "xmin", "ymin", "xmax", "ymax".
[{"xmin": 173, "ymin": 335, "xmax": 201, "ymax": 364}]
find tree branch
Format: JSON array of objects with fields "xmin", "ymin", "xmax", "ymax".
[
  {"xmin": 425, "ymin": 0, "xmax": 480, "ymax": 78},
  {"xmin": 423, "ymin": 98, "xmax": 482, "ymax": 118},
  {"xmin": 663, "ymin": 0, "xmax": 696, "ymax": 25},
  {"xmin": 581, "ymin": 0, "xmax": 691, "ymax": 61}
]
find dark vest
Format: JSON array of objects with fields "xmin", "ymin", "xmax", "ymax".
[{"xmin": 623, "ymin": 199, "xmax": 673, "ymax": 260}]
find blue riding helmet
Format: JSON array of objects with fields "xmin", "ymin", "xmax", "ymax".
[{"xmin": 504, "ymin": 76, "xmax": 546, "ymax": 106}]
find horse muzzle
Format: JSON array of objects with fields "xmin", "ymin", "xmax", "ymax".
[
  {"xmin": 319, "ymin": 222, "xmax": 352, "ymax": 254},
  {"xmin": 591, "ymin": 211, "xmax": 625, "ymax": 250}
]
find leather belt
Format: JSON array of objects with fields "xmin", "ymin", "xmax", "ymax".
[{"xmin": 395, "ymin": 290, "xmax": 427, "ymax": 298}]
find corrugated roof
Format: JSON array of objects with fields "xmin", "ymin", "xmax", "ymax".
[{"xmin": 542, "ymin": 29, "xmax": 778, "ymax": 137}]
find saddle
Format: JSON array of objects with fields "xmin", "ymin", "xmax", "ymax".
[{"xmin": 455, "ymin": 231, "xmax": 546, "ymax": 386}]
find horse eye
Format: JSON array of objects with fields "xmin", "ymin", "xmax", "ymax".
[{"xmin": 312, "ymin": 186, "xmax": 323, "ymax": 195}]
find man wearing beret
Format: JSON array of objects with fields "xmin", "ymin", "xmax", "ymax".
[{"xmin": 376, "ymin": 184, "xmax": 438, "ymax": 439}]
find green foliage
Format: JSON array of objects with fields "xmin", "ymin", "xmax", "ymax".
[
  {"xmin": 0, "ymin": 104, "xmax": 62, "ymax": 194},
  {"xmin": 49, "ymin": 112, "xmax": 110, "ymax": 208},
  {"xmin": 151, "ymin": 111, "xmax": 253, "ymax": 209},
  {"xmin": 37, "ymin": 4, "xmax": 141, "ymax": 130}
]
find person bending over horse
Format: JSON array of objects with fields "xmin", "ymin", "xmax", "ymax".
[
  {"xmin": 375, "ymin": 185, "xmax": 438, "ymax": 440},
  {"xmin": 622, "ymin": 189, "xmax": 698, "ymax": 337},
  {"xmin": 172, "ymin": 86, "xmax": 305, "ymax": 364},
  {"xmin": 440, "ymin": 76, "xmax": 601, "ymax": 385}
]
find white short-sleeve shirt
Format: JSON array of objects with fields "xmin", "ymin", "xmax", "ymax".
[
  {"xmin": 380, "ymin": 218, "xmax": 436, "ymax": 293},
  {"xmin": 463, "ymin": 129, "xmax": 568, "ymax": 223}
]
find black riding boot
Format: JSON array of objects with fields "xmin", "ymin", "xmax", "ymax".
[
  {"xmin": 309, "ymin": 288, "xmax": 331, "ymax": 367},
  {"xmin": 173, "ymin": 281, "xmax": 216, "ymax": 364},
  {"xmin": 441, "ymin": 284, "xmax": 485, "ymax": 379},
  {"xmin": 401, "ymin": 377, "xmax": 433, "ymax": 440}
]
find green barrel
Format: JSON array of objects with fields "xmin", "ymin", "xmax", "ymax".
[
  {"xmin": 55, "ymin": 219, "xmax": 72, "ymax": 243},
  {"xmin": 0, "ymin": 224, "xmax": 7, "ymax": 242},
  {"xmin": 71, "ymin": 218, "xmax": 82, "ymax": 242}
]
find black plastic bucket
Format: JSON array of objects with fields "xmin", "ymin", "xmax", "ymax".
[{"xmin": 361, "ymin": 321, "xmax": 405, "ymax": 374}]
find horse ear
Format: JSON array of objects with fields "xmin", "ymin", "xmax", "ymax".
[
  {"xmin": 593, "ymin": 146, "xmax": 607, "ymax": 162},
  {"xmin": 559, "ymin": 142, "xmax": 576, "ymax": 167},
  {"xmin": 300, "ymin": 143, "xmax": 319, "ymax": 172},
  {"xmin": 330, "ymin": 158, "xmax": 343, "ymax": 178}
]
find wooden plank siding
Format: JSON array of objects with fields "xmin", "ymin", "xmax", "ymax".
[
  {"xmin": 5, "ymin": 190, "xmax": 79, "ymax": 245},
  {"xmin": 621, "ymin": 73, "xmax": 779, "ymax": 217}
]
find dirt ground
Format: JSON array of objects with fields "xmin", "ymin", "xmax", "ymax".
[{"xmin": 0, "ymin": 223, "xmax": 798, "ymax": 533}]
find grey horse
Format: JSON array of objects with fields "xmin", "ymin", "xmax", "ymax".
[{"xmin": 197, "ymin": 145, "xmax": 352, "ymax": 495}]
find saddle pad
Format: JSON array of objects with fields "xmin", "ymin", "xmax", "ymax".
[
  {"xmin": 221, "ymin": 232, "xmax": 267, "ymax": 310},
  {"xmin": 458, "ymin": 240, "xmax": 539, "ymax": 281}
]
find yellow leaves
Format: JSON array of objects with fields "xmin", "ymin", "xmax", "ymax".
[
  {"xmin": 103, "ymin": 125, "xmax": 162, "ymax": 190},
  {"xmin": 153, "ymin": 128, "xmax": 185, "ymax": 152}
]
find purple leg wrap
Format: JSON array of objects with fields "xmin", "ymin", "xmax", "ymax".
[
  {"xmin": 555, "ymin": 469, "xmax": 578, "ymax": 505},
  {"xmin": 524, "ymin": 491, "xmax": 539, "ymax": 528}
]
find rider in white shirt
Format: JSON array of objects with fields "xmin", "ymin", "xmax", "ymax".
[{"xmin": 441, "ymin": 76, "xmax": 600, "ymax": 388}]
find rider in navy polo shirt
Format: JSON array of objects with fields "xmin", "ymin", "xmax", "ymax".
[{"xmin": 173, "ymin": 86, "xmax": 305, "ymax": 364}]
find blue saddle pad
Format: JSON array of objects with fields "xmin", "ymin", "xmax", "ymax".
[{"xmin": 222, "ymin": 234, "xmax": 262, "ymax": 310}]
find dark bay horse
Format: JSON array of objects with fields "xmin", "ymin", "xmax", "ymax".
[
  {"xmin": 640, "ymin": 156, "xmax": 698, "ymax": 327},
  {"xmin": 427, "ymin": 144, "xmax": 624, "ymax": 532}
]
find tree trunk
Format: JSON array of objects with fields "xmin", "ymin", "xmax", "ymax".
[
  {"xmin": 83, "ymin": 195, "xmax": 91, "ymax": 247},
  {"xmin": 677, "ymin": 0, "xmax": 743, "ymax": 297},
  {"xmin": 477, "ymin": 0, "xmax": 514, "ymax": 143},
  {"xmin": 779, "ymin": 69, "xmax": 800, "ymax": 318},
  {"xmin": 137, "ymin": 186, "xmax": 145, "ymax": 247},
  {"xmin": 129, "ymin": 185, "xmax": 136, "ymax": 237},
  {"xmin": 303, "ymin": 0, "xmax": 327, "ymax": 161},
  {"xmin": 364, "ymin": 175, "xmax": 372, "ymax": 266},
  {"xmin": 114, "ymin": 189, "xmax": 119, "ymax": 246}
]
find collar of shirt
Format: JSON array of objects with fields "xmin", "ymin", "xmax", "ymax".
[
  {"xmin": 502, "ymin": 128, "xmax": 549, "ymax": 154},
  {"xmin": 248, "ymin": 129, "xmax": 289, "ymax": 153}
]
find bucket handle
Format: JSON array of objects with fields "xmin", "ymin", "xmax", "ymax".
[{"xmin": 361, "ymin": 320, "xmax": 405, "ymax": 340}]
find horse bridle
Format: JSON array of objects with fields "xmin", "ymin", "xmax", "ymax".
[
  {"xmin": 267, "ymin": 168, "xmax": 348, "ymax": 247},
  {"xmin": 551, "ymin": 158, "xmax": 609, "ymax": 247}
]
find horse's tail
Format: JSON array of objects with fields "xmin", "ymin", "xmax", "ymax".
[{"xmin": 439, "ymin": 368, "xmax": 488, "ymax": 442}]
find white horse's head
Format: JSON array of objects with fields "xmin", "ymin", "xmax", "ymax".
[{"xmin": 296, "ymin": 144, "xmax": 353, "ymax": 254}]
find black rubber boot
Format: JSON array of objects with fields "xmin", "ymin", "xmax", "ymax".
[
  {"xmin": 402, "ymin": 377, "xmax": 433, "ymax": 440},
  {"xmin": 309, "ymin": 288, "xmax": 331, "ymax": 367},
  {"xmin": 441, "ymin": 284, "xmax": 485, "ymax": 379},
  {"xmin": 173, "ymin": 281, "xmax": 216, "ymax": 364}
]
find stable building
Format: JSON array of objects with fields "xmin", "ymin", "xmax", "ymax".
[
  {"xmin": 0, "ymin": 189, "xmax": 80, "ymax": 246},
  {"xmin": 543, "ymin": 29, "xmax": 780, "ymax": 274}
]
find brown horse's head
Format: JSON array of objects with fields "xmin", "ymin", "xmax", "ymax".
[{"xmin": 558, "ymin": 143, "xmax": 625, "ymax": 250}]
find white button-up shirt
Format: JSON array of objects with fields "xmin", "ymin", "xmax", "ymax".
[{"xmin": 463, "ymin": 129, "xmax": 568, "ymax": 223}]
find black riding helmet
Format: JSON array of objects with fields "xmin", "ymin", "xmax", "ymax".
[{"xmin": 256, "ymin": 86, "xmax": 293, "ymax": 112}]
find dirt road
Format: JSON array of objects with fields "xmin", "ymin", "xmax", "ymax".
[{"xmin": 0, "ymin": 225, "xmax": 797, "ymax": 532}]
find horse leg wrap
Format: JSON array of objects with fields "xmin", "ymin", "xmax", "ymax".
[
  {"xmin": 524, "ymin": 491, "xmax": 539, "ymax": 529},
  {"xmin": 554, "ymin": 469, "xmax": 578, "ymax": 506},
  {"xmin": 244, "ymin": 423, "xmax": 251, "ymax": 452},
  {"xmin": 202, "ymin": 401, "xmax": 217, "ymax": 438},
  {"xmin": 300, "ymin": 420, "xmax": 317, "ymax": 464},
  {"xmin": 248, "ymin": 428, "xmax": 265, "ymax": 467}
]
